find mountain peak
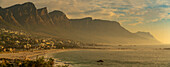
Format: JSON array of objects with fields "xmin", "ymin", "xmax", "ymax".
[
  {"xmin": 23, "ymin": 2, "xmax": 34, "ymax": 6},
  {"xmin": 49, "ymin": 10, "xmax": 69, "ymax": 24},
  {"xmin": 38, "ymin": 7, "xmax": 48, "ymax": 15},
  {"xmin": 39, "ymin": 7, "xmax": 47, "ymax": 11},
  {"xmin": 49, "ymin": 10, "xmax": 68, "ymax": 19},
  {"xmin": 82, "ymin": 17, "xmax": 93, "ymax": 21},
  {"xmin": 22, "ymin": 2, "xmax": 36, "ymax": 9},
  {"xmin": 37, "ymin": 7, "xmax": 55, "ymax": 25},
  {"xmin": 6, "ymin": 2, "xmax": 36, "ymax": 10},
  {"xmin": 49, "ymin": 10, "xmax": 66, "ymax": 16}
]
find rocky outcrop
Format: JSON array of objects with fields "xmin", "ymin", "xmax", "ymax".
[
  {"xmin": 97, "ymin": 60, "xmax": 104, "ymax": 62},
  {"xmin": 49, "ymin": 10, "xmax": 70, "ymax": 25},
  {"xmin": 5, "ymin": 2, "xmax": 46, "ymax": 30},
  {"xmin": 38, "ymin": 7, "xmax": 54, "ymax": 25},
  {"xmin": 0, "ymin": 7, "xmax": 21, "ymax": 26}
]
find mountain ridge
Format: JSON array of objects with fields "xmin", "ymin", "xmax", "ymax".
[{"xmin": 0, "ymin": 2, "xmax": 161, "ymax": 45}]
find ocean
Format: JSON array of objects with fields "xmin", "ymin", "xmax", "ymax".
[{"xmin": 52, "ymin": 45, "xmax": 170, "ymax": 67}]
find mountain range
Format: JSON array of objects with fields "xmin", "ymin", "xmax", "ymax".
[{"xmin": 0, "ymin": 2, "xmax": 160, "ymax": 45}]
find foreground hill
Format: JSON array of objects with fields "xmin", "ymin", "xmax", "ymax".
[{"xmin": 0, "ymin": 2, "xmax": 160, "ymax": 45}]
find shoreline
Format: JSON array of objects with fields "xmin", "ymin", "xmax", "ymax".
[
  {"xmin": 0, "ymin": 49, "xmax": 81, "ymax": 67},
  {"xmin": 0, "ymin": 49, "xmax": 82, "ymax": 60},
  {"xmin": 0, "ymin": 48, "xmax": 136, "ymax": 60},
  {"xmin": 0, "ymin": 48, "xmax": 136, "ymax": 66}
]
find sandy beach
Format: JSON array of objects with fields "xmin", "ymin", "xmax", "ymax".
[
  {"xmin": 0, "ymin": 49, "xmax": 82, "ymax": 67},
  {"xmin": 0, "ymin": 48, "xmax": 136, "ymax": 60},
  {"xmin": 0, "ymin": 49, "xmax": 81, "ymax": 60}
]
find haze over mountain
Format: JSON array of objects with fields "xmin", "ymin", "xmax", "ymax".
[{"xmin": 0, "ymin": 2, "xmax": 160, "ymax": 45}]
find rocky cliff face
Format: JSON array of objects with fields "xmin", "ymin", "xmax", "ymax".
[
  {"xmin": 70, "ymin": 17, "xmax": 133, "ymax": 37},
  {"xmin": 49, "ymin": 10, "xmax": 70, "ymax": 26},
  {"xmin": 0, "ymin": 2, "xmax": 160, "ymax": 45},
  {"xmin": 38, "ymin": 7, "xmax": 54, "ymax": 25},
  {"xmin": 69, "ymin": 18, "xmax": 160, "ymax": 44},
  {"xmin": 5, "ymin": 2, "xmax": 46, "ymax": 30},
  {"xmin": 0, "ymin": 7, "xmax": 21, "ymax": 27}
]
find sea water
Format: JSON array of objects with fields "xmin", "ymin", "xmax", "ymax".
[{"xmin": 53, "ymin": 45, "xmax": 170, "ymax": 67}]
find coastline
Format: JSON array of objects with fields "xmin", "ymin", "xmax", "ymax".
[
  {"xmin": 0, "ymin": 48, "xmax": 136, "ymax": 67},
  {"xmin": 0, "ymin": 49, "xmax": 81, "ymax": 60},
  {"xmin": 0, "ymin": 48, "xmax": 136, "ymax": 60},
  {"xmin": 0, "ymin": 49, "xmax": 82, "ymax": 67}
]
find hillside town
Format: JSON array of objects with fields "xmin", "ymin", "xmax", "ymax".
[{"xmin": 0, "ymin": 28, "xmax": 85, "ymax": 53}]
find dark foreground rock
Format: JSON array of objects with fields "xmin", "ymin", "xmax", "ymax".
[{"xmin": 97, "ymin": 60, "xmax": 104, "ymax": 62}]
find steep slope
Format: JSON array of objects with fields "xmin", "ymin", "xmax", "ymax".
[
  {"xmin": 49, "ymin": 10, "xmax": 70, "ymax": 27},
  {"xmin": 0, "ymin": 7, "xmax": 23, "ymax": 30},
  {"xmin": 135, "ymin": 31, "xmax": 159, "ymax": 43},
  {"xmin": 37, "ymin": 7, "xmax": 54, "ymax": 25},
  {"xmin": 70, "ymin": 18, "xmax": 160, "ymax": 44},
  {"xmin": 5, "ymin": 2, "xmax": 46, "ymax": 30},
  {"xmin": 70, "ymin": 17, "xmax": 132, "ymax": 37},
  {"xmin": 0, "ymin": 7, "xmax": 21, "ymax": 27}
]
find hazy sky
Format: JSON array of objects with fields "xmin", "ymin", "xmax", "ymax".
[{"xmin": 0, "ymin": 0, "xmax": 170, "ymax": 44}]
